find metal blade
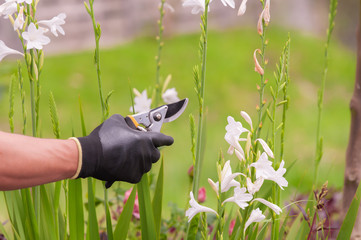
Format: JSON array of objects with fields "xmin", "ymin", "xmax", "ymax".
[{"xmin": 164, "ymin": 98, "xmax": 188, "ymax": 123}]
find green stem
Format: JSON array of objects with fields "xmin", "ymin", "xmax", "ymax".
[
  {"xmin": 192, "ymin": 0, "xmax": 209, "ymax": 200},
  {"xmin": 155, "ymin": 0, "xmax": 165, "ymax": 107},
  {"xmin": 313, "ymin": 0, "xmax": 337, "ymax": 189}
]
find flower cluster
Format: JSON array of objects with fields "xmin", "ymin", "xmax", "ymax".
[
  {"xmin": 0, "ymin": 0, "xmax": 66, "ymax": 62},
  {"xmin": 185, "ymin": 111, "xmax": 288, "ymax": 233},
  {"xmin": 130, "ymin": 75, "xmax": 181, "ymax": 113},
  {"xmin": 182, "ymin": 0, "xmax": 264, "ymax": 16}
]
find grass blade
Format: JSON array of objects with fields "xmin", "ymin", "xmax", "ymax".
[
  {"xmin": 68, "ymin": 179, "xmax": 84, "ymax": 240},
  {"xmin": 152, "ymin": 157, "xmax": 164, "ymax": 238},
  {"xmin": 39, "ymin": 185, "xmax": 57, "ymax": 240},
  {"xmin": 113, "ymin": 187, "xmax": 137, "ymax": 239},
  {"xmin": 337, "ymin": 181, "xmax": 361, "ymax": 239},
  {"xmin": 137, "ymin": 174, "xmax": 157, "ymax": 240},
  {"xmin": 79, "ymin": 97, "xmax": 100, "ymax": 240}
]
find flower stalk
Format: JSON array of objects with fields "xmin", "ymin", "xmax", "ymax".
[
  {"xmin": 155, "ymin": 0, "xmax": 166, "ymax": 107},
  {"xmin": 192, "ymin": 0, "xmax": 210, "ymax": 200}
]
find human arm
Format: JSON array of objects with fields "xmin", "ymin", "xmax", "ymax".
[
  {"xmin": 0, "ymin": 114, "xmax": 173, "ymax": 191},
  {"xmin": 0, "ymin": 131, "xmax": 78, "ymax": 191}
]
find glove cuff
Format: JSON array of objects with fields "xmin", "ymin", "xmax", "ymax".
[
  {"xmin": 68, "ymin": 137, "xmax": 83, "ymax": 179},
  {"xmin": 76, "ymin": 134, "xmax": 103, "ymax": 179}
]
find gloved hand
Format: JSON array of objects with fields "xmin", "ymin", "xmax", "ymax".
[{"xmin": 70, "ymin": 114, "xmax": 174, "ymax": 188}]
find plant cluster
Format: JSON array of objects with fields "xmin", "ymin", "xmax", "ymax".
[{"xmin": 1, "ymin": 0, "xmax": 360, "ymax": 239}]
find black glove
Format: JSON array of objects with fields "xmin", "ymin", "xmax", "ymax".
[{"xmin": 73, "ymin": 114, "xmax": 174, "ymax": 187}]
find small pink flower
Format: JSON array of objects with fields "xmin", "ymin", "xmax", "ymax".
[
  {"xmin": 229, "ymin": 219, "xmax": 236, "ymax": 235},
  {"xmin": 123, "ymin": 188, "xmax": 140, "ymax": 219},
  {"xmin": 198, "ymin": 187, "xmax": 206, "ymax": 203}
]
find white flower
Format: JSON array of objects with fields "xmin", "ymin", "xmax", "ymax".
[
  {"xmin": 250, "ymin": 152, "xmax": 273, "ymax": 179},
  {"xmin": 237, "ymin": 0, "xmax": 248, "ymax": 16},
  {"xmin": 226, "ymin": 116, "xmax": 248, "ymax": 137},
  {"xmin": 182, "ymin": 0, "xmax": 206, "ymax": 14},
  {"xmin": 0, "ymin": 0, "xmax": 17, "ymax": 19},
  {"xmin": 256, "ymin": 138, "xmax": 274, "ymax": 158},
  {"xmin": 0, "ymin": 40, "xmax": 23, "ymax": 61},
  {"xmin": 220, "ymin": 0, "xmax": 234, "ymax": 8},
  {"xmin": 266, "ymin": 160, "xmax": 288, "ymax": 190},
  {"xmin": 250, "ymin": 154, "xmax": 287, "ymax": 190},
  {"xmin": 252, "ymin": 198, "xmax": 282, "ymax": 215},
  {"xmin": 13, "ymin": 6, "xmax": 24, "ymax": 31},
  {"xmin": 131, "ymin": 89, "xmax": 152, "ymax": 113},
  {"xmin": 163, "ymin": 3, "xmax": 175, "ymax": 12},
  {"xmin": 185, "ymin": 191, "xmax": 217, "ymax": 222},
  {"xmin": 38, "ymin": 13, "xmax": 66, "ymax": 37},
  {"xmin": 240, "ymin": 111, "xmax": 253, "ymax": 130},
  {"xmin": 225, "ymin": 116, "xmax": 248, "ymax": 160},
  {"xmin": 22, "ymin": 23, "xmax": 51, "ymax": 50},
  {"xmin": 17, "ymin": 0, "xmax": 32, "ymax": 4},
  {"xmin": 162, "ymin": 88, "xmax": 180, "ymax": 104},
  {"xmin": 223, "ymin": 187, "xmax": 253, "ymax": 209},
  {"xmin": 246, "ymin": 177, "xmax": 264, "ymax": 195},
  {"xmin": 208, "ymin": 160, "xmax": 242, "ymax": 194},
  {"xmin": 244, "ymin": 208, "xmax": 265, "ymax": 233}
]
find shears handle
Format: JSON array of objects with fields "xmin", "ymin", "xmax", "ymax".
[{"xmin": 125, "ymin": 115, "xmax": 139, "ymax": 129}]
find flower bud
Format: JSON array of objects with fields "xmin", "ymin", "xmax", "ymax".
[
  {"xmin": 198, "ymin": 187, "xmax": 206, "ymax": 203},
  {"xmin": 253, "ymin": 49, "xmax": 264, "ymax": 75},
  {"xmin": 187, "ymin": 165, "xmax": 194, "ymax": 178}
]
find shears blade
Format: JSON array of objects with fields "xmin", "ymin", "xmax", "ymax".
[
  {"xmin": 127, "ymin": 98, "xmax": 188, "ymax": 132},
  {"xmin": 164, "ymin": 98, "xmax": 188, "ymax": 123}
]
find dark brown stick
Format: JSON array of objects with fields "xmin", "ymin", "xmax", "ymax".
[{"xmin": 343, "ymin": 2, "xmax": 361, "ymax": 238}]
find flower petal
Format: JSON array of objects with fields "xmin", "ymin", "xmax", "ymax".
[
  {"xmin": 253, "ymin": 198, "xmax": 282, "ymax": 215},
  {"xmin": 256, "ymin": 138, "xmax": 274, "ymax": 158},
  {"xmin": 244, "ymin": 208, "xmax": 265, "ymax": 233},
  {"xmin": 237, "ymin": 0, "xmax": 248, "ymax": 16},
  {"xmin": 240, "ymin": 111, "xmax": 253, "ymax": 130}
]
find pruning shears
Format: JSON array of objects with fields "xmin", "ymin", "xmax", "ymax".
[{"xmin": 126, "ymin": 98, "xmax": 189, "ymax": 132}]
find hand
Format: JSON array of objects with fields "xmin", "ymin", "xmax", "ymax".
[{"xmin": 74, "ymin": 114, "xmax": 174, "ymax": 186}]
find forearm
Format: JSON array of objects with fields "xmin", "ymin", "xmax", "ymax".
[{"xmin": 0, "ymin": 131, "xmax": 78, "ymax": 190}]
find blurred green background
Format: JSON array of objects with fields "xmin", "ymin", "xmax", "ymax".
[{"xmin": 0, "ymin": 26, "xmax": 355, "ymax": 217}]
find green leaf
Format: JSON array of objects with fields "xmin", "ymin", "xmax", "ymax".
[
  {"xmin": 86, "ymin": 178, "xmax": 100, "ymax": 240},
  {"xmin": 337, "ymin": 180, "xmax": 361, "ymax": 240},
  {"xmin": 285, "ymin": 213, "xmax": 303, "ymax": 240},
  {"xmin": 39, "ymin": 185, "xmax": 57, "ymax": 240},
  {"xmin": 152, "ymin": 158, "xmax": 164, "ymax": 237},
  {"xmin": 79, "ymin": 98, "xmax": 99, "ymax": 240},
  {"xmin": 114, "ymin": 187, "xmax": 137, "ymax": 239},
  {"xmin": 68, "ymin": 179, "xmax": 84, "ymax": 240},
  {"xmin": 187, "ymin": 214, "xmax": 200, "ymax": 240},
  {"xmin": 137, "ymin": 174, "xmax": 157, "ymax": 240}
]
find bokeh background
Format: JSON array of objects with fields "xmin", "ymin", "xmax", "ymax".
[{"xmin": 0, "ymin": 0, "xmax": 358, "ymax": 217}]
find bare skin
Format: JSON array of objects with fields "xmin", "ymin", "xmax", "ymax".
[{"xmin": 0, "ymin": 131, "xmax": 78, "ymax": 191}]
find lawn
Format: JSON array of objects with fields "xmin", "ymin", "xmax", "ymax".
[{"xmin": 0, "ymin": 27, "xmax": 356, "ymax": 217}]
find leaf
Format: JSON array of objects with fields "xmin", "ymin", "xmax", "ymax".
[
  {"xmin": 113, "ymin": 187, "xmax": 137, "ymax": 240},
  {"xmin": 285, "ymin": 213, "xmax": 303, "ymax": 240},
  {"xmin": 137, "ymin": 175, "xmax": 157, "ymax": 240},
  {"xmin": 86, "ymin": 178, "xmax": 99, "ymax": 240},
  {"xmin": 79, "ymin": 98, "xmax": 99, "ymax": 240},
  {"xmin": 187, "ymin": 214, "xmax": 200, "ymax": 240},
  {"xmin": 152, "ymin": 158, "xmax": 164, "ymax": 238},
  {"xmin": 337, "ymin": 180, "xmax": 361, "ymax": 240},
  {"xmin": 68, "ymin": 179, "xmax": 84, "ymax": 240},
  {"xmin": 39, "ymin": 185, "xmax": 57, "ymax": 240}
]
